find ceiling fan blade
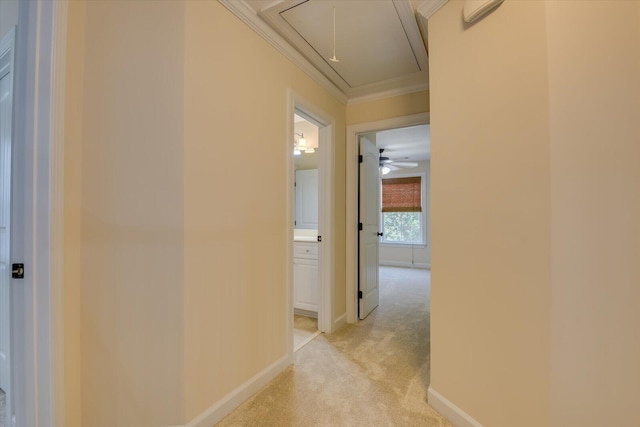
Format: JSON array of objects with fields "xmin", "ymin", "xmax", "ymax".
[
  {"xmin": 392, "ymin": 161, "xmax": 419, "ymax": 168},
  {"xmin": 387, "ymin": 165, "xmax": 401, "ymax": 172}
]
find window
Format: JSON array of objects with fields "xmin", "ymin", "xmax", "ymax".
[{"xmin": 381, "ymin": 176, "xmax": 423, "ymax": 244}]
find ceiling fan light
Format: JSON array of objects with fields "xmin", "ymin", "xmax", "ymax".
[
  {"xmin": 304, "ymin": 147, "xmax": 315, "ymax": 154},
  {"xmin": 293, "ymin": 148, "xmax": 301, "ymax": 156},
  {"xmin": 380, "ymin": 166, "xmax": 391, "ymax": 175}
]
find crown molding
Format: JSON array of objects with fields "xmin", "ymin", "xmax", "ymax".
[
  {"xmin": 347, "ymin": 81, "xmax": 429, "ymax": 105},
  {"xmin": 416, "ymin": 0, "xmax": 449, "ymax": 20},
  {"xmin": 219, "ymin": 0, "xmax": 348, "ymax": 105}
]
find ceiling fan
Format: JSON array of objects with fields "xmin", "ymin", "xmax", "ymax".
[{"xmin": 379, "ymin": 149, "xmax": 418, "ymax": 175}]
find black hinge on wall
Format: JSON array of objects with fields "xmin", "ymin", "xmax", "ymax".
[
  {"xmin": 358, "ymin": 222, "xmax": 363, "ymax": 231},
  {"xmin": 358, "ymin": 290, "xmax": 363, "ymax": 299},
  {"xmin": 358, "ymin": 155, "xmax": 363, "ymax": 163}
]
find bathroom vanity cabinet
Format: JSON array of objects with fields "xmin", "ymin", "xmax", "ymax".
[{"xmin": 293, "ymin": 241, "xmax": 318, "ymax": 312}]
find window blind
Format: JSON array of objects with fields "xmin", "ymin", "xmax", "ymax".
[{"xmin": 381, "ymin": 177, "xmax": 422, "ymax": 212}]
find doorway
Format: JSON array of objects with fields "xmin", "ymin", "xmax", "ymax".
[
  {"xmin": 346, "ymin": 113, "xmax": 430, "ymax": 323},
  {"xmin": 0, "ymin": 28, "xmax": 15, "ymax": 427},
  {"xmin": 287, "ymin": 91, "xmax": 335, "ymax": 358},
  {"xmin": 292, "ymin": 112, "xmax": 322, "ymax": 351}
]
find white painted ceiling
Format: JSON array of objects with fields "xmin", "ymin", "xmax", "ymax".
[
  {"xmin": 371, "ymin": 124, "xmax": 430, "ymax": 161},
  {"xmin": 242, "ymin": 0, "xmax": 429, "ymax": 101}
]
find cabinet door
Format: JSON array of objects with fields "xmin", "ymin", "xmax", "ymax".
[
  {"xmin": 295, "ymin": 169, "xmax": 318, "ymax": 229},
  {"xmin": 293, "ymin": 258, "xmax": 318, "ymax": 312}
]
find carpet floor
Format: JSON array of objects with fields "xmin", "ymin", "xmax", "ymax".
[{"xmin": 217, "ymin": 267, "xmax": 452, "ymax": 427}]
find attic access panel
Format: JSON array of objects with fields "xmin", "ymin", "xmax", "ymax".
[
  {"xmin": 258, "ymin": 0, "xmax": 428, "ymax": 98},
  {"xmin": 280, "ymin": 1, "xmax": 420, "ymax": 87}
]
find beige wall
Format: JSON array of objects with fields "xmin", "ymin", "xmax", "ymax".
[
  {"xmin": 0, "ymin": 0, "xmax": 18, "ymax": 40},
  {"xmin": 547, "ymin": 2, "xmax": 640, "ymax": 426},
  {"xmin": 346, "ymin": 90, "xmax": 429, "ymax": 125},
  {"xmin": 182, "ymin": 1, "xmax": 346, "ymax": 418},
  {"xmin": 428, "ymin": 1, "xmax": 552, "ymax": 426},
  {"xmin": 63, "ymin": 2, "xmax": 85, "ymax": 426},
  {"xmin": 429, "ymin": 0, "xmax": 640, "ymax": 426},
  {"xmin": 80, "ymin": 1, "xmax": 186, "ymax": 425}
]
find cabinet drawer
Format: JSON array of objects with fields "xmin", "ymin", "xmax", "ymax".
[{"xmin": 293, "ymin": 242, "xmax": 318, "ymax": 259}]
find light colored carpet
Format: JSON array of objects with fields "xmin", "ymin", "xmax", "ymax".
[{"xmin": 217, "ymin": 267, "xmax": 452, "ymax": 427}]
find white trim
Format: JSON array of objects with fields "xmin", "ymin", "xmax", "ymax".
[
  {"xmin": 333, "ymin": 313, "xmax": 347, "ymax": 332},
  {"xmin": 287, "ymin": 89, "xmax": 336, "ymax": 340},
  {"xmin": 0, "ymin": 26, "xmax": 16, "ymax": 427},
  {"xmin": 294, "ymin": 330, "xmax": 321, "ymax": 352},
  {"xmin": 427, "ymin": 387, "xmax": 484, "ymax": 427},
  {"xmin": 346, "ymin": 82, "xmax": 429, "ymax": 106},
  {"xmin": 171, "ymin": 355, "xmax": 292, "ymax": 427},
  {"xmin": 380, "ymin": 242, "xmax": 428, "ymax": 249},
  {"xmin": 52, "ymin": 3, "xmax": 68, "ymax": 427},
  {"xmin": 417, "ymin": 0, "xmax": 450, "ymax": 20},
  {"xmin": 218, "ymin": 0, "xmax": 347, "ymax": 105},
  {"xmin": 12, "ymin": 0, "xmax": 67, "ymax": 425},
  {"xmin": 379, "ymin": 261, "xmax": 430, "ymax": 270},
  {"xmin": 346, "ymin": 113, "xmax": 430, "ymax": 324}
]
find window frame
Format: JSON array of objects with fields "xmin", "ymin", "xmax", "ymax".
[{"xmin": 380, "ymin": 171, "xmax": 428, "ymax": 247}]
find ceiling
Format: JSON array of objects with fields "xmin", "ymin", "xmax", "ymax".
[
  {"xmin": 368, "ymin": 124, "xmax": 430, "ymax": 161},
  {"xmin": 237, "ymin": 0, "xmax": 429, "ymax": 103}
]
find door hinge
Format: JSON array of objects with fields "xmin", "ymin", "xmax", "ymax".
[
  {"xmin": 358, "ymin": 154, "xmax": 363, "ymax": 163},
  {"xmin": 317, "ymin": 235, "xmax": 322, "ymax": 242},
  {"xmin": 358, "ymin": 222, "xmax": 363, "ymax": 231},
  {"xmin": 12, "ymin": 263, "xmax": 24, "ymax": 279},
  {"xmin": 358, "ymin": 290, "xmax": 363, "ymax": 299}
]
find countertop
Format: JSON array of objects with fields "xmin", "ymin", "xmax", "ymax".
[{"xmin": 294, "ymin": 229, "xmax": 318, "ymax": 243}]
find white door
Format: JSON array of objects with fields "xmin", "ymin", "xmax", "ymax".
[
  {"xmin": 358, "ymin": 136, "xmax": 380, "ymax": 319},
  {"xmin": 0, "ymin": 30, "xmax": 14, "ymax": 406},
  {"xmin": 295, "ymin": 169, "xmax": 319, "ymax": 229}
]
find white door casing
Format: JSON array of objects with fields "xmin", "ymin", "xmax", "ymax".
[
  {"xmin": 0, "ymin": 28, "xmax": 15, "ymax": 408},
  {"xmin": 358, "ymin": 136, "xmax": 380, "ymax": 319},
  {"xmin": 286, "ymin": 89, "xmax": 335, "ymax": 362}
]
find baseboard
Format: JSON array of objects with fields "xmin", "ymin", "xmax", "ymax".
[
  {"xmin": 427, "ymin": 387, "xmax": 483, "ymax": 427},
  {"xmin": 174, "ymin": 354, "xmax": 292, "ymax": 427},
  {"xmin": 379, "ymin": 260, "xmax": 430, "ymax": 270},
  {"xmin": 333, "ymin": 313, "xmax": 347, "ymax": 331}
]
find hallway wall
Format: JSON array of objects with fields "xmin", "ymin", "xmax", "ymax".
[
  {"xmin": 67, "ymin": 0, "xmax": 348, "ymax": 425},
  {"xmin": 547, "ymin": 2, "xmax": 640, "ymax": 425},
  {"xmin": 428, "ymin": 1, "xmax": 552, "ymax": 426},
  {"xmin": 346, "ymin": 90, "xmax": 429, "ymax": 125},
  {"xmin": 183, "ymin": 0, "xmax": 346, "ymax": 420},
  {"xmin": 79, "ymin": 1, "xmax": 186, "ymax": 425},
  {"xmin": 429, "ymin": 1, "xmax": 640, "ymax": 426}
]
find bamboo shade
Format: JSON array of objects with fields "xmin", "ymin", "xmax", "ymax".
[{"xmin": 382, "ymin": 177, "xmax": 422, "ymax": 212}]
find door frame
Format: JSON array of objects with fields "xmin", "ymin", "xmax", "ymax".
[
  {"xmin": 345, "ymin": 112, "xmax": 430, "ymax": 323},
  {"xmin": 12, "ymin": 0, "xmax": 67, "ymax": 425},
  {"xmin": 286, "ymin": 89, "xmax": 335, "ymax": 357},
  {"xmin": 0, "ymin": 25, "xmax": 16, "ymax": 425}
]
